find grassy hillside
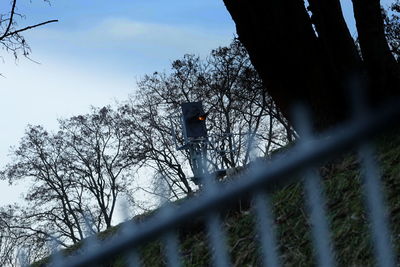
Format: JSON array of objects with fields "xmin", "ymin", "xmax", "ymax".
[{"xmin": 34, "ymin": 130, "xmax": 400, "ymax": 266}]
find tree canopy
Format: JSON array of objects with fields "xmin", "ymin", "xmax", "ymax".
[
  {"xmin": 0, "ymin": 39, "xmax": 293, "ymax": 263},
  {"xmin": 0, "ymin": 107, "xmax": 139, "ymax": 264},
  {"xmin": 122, "ymin": 39, "xmax": 292, "ymax": 198}
]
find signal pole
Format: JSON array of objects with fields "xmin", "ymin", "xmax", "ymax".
[{"xmin": 178, "ymin": 102, "xmax": 209, "ymax": 185}]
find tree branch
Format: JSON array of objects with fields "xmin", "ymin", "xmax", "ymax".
[
  {"xmin": 1, "ymin": 19, "xmax": 58, "ymax": 40},
  {"xmin": 0, "ymin": 0, "xmax": 17, "ymax": 40}
]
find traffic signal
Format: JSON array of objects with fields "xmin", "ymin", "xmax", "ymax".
[{"xmin": 181, "ymin": 102, "xmax": 207, "ymax": 139}]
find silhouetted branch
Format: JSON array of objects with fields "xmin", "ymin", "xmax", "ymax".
[
  {"xmin": 1, "ymin": 19, "xmax": 59, "ymax": 40},
  {"xmin": 0, "ymin": 0, "xmax": 17, "ymax": 40}
]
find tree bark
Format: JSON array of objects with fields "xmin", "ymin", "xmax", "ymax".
[
  {"xmin": 352, "ymin": 0, "xmax": 400, "ymax": 103},
  {"xmin": 308, "ymin": 0, "xmax": 362, "ymax": 75},
  {"xmin": 222, "ymin": 0, "xmax": 399, "ymax": 131}
]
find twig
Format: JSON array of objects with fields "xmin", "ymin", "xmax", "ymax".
[
  {"xmin": 1, "ymin": 19, "xmax": 58, "ymax": 39},
  {"xmin": 0, "ymin": 0, "xmax": 17, "ymax": 40}
]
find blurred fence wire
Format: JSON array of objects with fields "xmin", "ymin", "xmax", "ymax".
[{"xmin": 40, "ymin": 97, "xmax": 400, "ymax": 267}]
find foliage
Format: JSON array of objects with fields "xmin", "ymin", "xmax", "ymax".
[{"xmin": 384, "ymin": 0, "xmax": 400, "ymax": 60}]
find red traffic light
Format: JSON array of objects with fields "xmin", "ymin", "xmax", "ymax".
[{"xmin": 181, "ymin": 102, "xmax": 208, "ymax": 138}]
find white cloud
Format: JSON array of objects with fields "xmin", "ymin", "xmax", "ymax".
[
  {"xmin": 31, "ymin": 17, "xmax": 233, "ymax": 56},
  {"xmin": 96, "ymin": 18, "xmax": 200, "ymax": 40},
  {"xmin": 100, "ymin": 17, "xmax": 232, "ymax": 50},
  {"xmin": 96, "ymin": 18, "xmax": 154, "ymax": 40}
]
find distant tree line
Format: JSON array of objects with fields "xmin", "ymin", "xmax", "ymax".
[
  {"xmin": 0, "ymin": 38, "xmax": 292, "ymax": 265},
  {"xmin": 124, "ymin": 39, "xmax": 293, "ymax": 198},
  {"xmin": 0, "ymin": 107, "xmax": 139, "ymax": 265}
]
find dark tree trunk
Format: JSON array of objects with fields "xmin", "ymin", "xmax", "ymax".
[
  {"xmin": 222, "ymin": 0, "xmax": 399, "ymax": 131},
  {"xmin": 307, "ymin": 0, "xmax": 362, "ymax": 74},
  {"xmin": 352, "ymin": 0, "xmax": 400, "ymax": 103}
]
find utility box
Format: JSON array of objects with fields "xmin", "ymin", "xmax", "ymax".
[{"xmin": 181, "ymin": 102, "xmax": 207, "ymax": 139}]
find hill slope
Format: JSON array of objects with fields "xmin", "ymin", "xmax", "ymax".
[{"xmin": 34, "ymin": 130, "xmax": 400, "ymax": 266}]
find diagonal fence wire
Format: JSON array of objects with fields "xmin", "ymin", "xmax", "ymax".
[
  {"xmin": 351, "ymin": 79, "xmax": 395, "ymax": 267},
  {"xmin": 202, "ymin": 167, "xmax": 231, "ymax": 267},
  {"xmin": 303, "ymin": 170, "xmax": 336, "ymax": 267},
  {"xmin": 46, "ymin": 98, "xmax": 400, "ymax": 267},
  {"xmin": 121, "ymin": 221, "xmax": 142, "ymax": 267},
  {"xmin": 253, "ymin": 191, "xmax": 281, "ymax": 267},
  {"xmin": 294, "ymin": 105, "xmax": 336, "ymax": 267},
  {"xmin": 48, "ymin": 237, "xmax": 63, "ymax": 267},
  {"xmin": 358, "ymin": 144, "xmax": 395, "ymax": 267},
  {"xmin": 160, "ymin": 205, "xmax": 182, "ymax": 267},
  {"xmin": 206, "ymin": 211, "xmax": 231, "ymax": 267},
  {"xmin": 248, "ymin": 122, "xmax": 281, "ymax": 267},
  {"xmin": 163, "ymin": 230, "xmax": 181, "ymax": 267},
  {"xmin": 118, "ymin": 199, "xmax": 142, "ymax": 267}
]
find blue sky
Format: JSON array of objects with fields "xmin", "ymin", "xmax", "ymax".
[
  {"xmin": 11, "ymin": 0, "xmax": 235, "ymax": 74},
  {"xmin": 0, "ymin": 0, "xmax": 394, "ymax": 205},
  {"xmin": 0, "ymin": 0, "xmax": 236, "ymax": 205}
]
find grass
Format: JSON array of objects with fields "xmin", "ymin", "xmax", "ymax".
[{"xmin": 33, "ymin": 129, "xmax": 400, "ymax": 266}]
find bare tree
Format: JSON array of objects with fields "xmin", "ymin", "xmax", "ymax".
[
  {"xmin": 119, "ymin": 102, "xmax": 194, "ymax": 199},
  {"xmin": 0, "ymin": 205, "xmax": 52, "ymax": 266},
  {"xmin": 122, "ymin": 39, "xmax": 293, "ymax": 199},
  {"xmin": 1, "ymin": 0, "xmax": 57, "ymax": 61},
  {"xmin": 59, "ymin": 106, "xmax": 138, "ymax": 229},
  {"xmin": 0, "ymin": 107, "xmax": 139, "ymax": 263},
  {"xmin": 2, "ymin": 125, "xmax": 87, "ymax": 243}
]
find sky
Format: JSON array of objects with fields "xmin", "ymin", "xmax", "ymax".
[
  {"xmin": 0, "ymin": 0, "xmax": 394, "ymax": 206},
  {"xmin": 0, "ymin": 0, "xmax": 235, "ymax": 205}
]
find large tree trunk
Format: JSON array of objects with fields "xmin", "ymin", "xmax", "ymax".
[
  {"xmin": 352, "ymin": 0, "xmax": 400, "ymax": 103},
  {"xmin": 222, "ymin": 0, "xmax": 399, "ymax": 131}
]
